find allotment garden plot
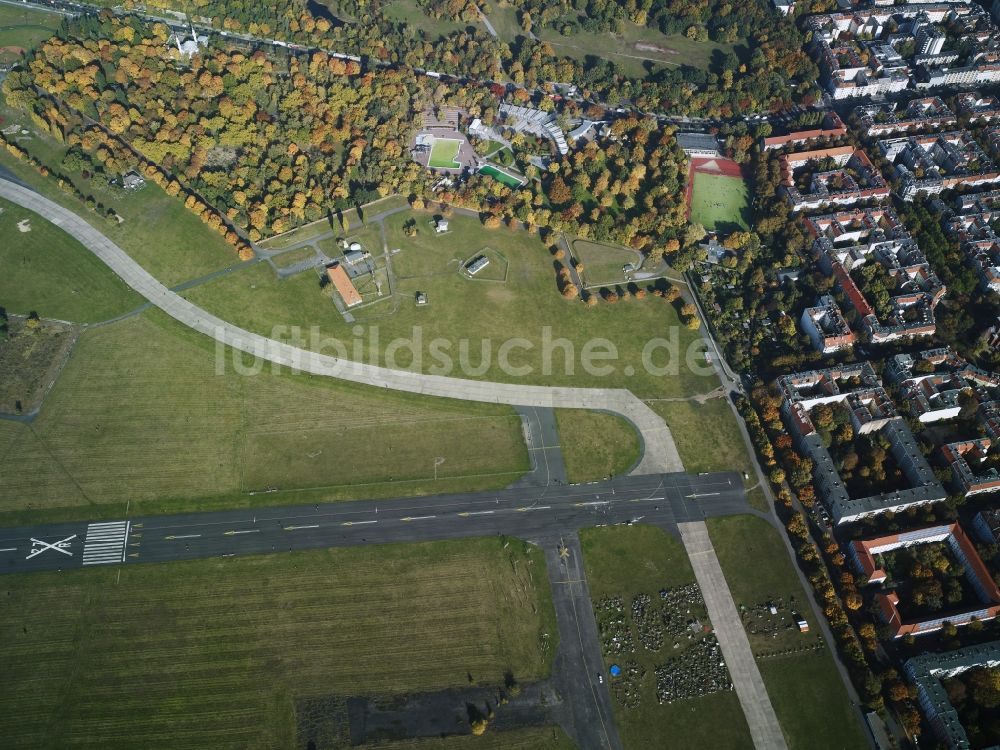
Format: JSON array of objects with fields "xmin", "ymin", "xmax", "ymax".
[{"xmin": 580, "ymin": 525, "xmax": 753, "ymax": 749}]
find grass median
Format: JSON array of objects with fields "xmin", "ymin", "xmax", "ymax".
[
  {"xmin": 555, "ymin": 409, "xmax": 640, "ymax": 483},
  {"xmin": 0, "ymin": 309, "xmax": 529, "ymax": 514}
]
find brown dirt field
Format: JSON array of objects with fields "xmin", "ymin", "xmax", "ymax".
[{"xmin": 0, "ymin": 317, "xmax": 78, "ymax": 414}]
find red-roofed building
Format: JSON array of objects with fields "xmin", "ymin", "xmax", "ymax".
[
  {"xmin": 326, "ymin": 263, "xmax": 362, "ymax": 307},
  {"xmin": 850, "ymin": 523, "xmax": 1000, "ymax": 638},
  {"xmin": 761, "ymin": 112, "xmax": 848, "ymax": 152}
]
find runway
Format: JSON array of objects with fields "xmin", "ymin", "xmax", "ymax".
[{"xmin": 0, "ymin": 471, "xmax": 747, "ymax": 574}]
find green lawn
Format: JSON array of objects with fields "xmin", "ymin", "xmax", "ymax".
[
  {"xmin": 185, "ymin": 210, "xmax": 716, "ymax": 400},
  {"xmin": 573, "ymin": 239, "xmax": 643, "ymax": 287},
  {"xmin": 580, "ymin": 524, "xmax": 694, "ymax": 600},
  {"xmin": 536, "ymin": 22, "xmax": 740, "ymax": 77},
  {"xmin": 652, "ymin": 398, "xmax": 755, "ymax": 482},
  {"xmin": 555, "ymin": 408, "xmax": 640, "ymax": 482},
  {"xmin": 0, "ymin": 537, "xmax": 557, "ymax": 748},
  {"xmin": 0, "ymin": 309, "xmax": 529, "ymax": 517},
  {"xmin": 0, "ymin": 197, "xmax": 141, "ymax": 323},
  {"xmin": 758, "ymin": 654, "xmax": 865, "ymax": 750},
  {"xmin": 689, "ymin": 171, "xmax": 751, "ymax": 233},
  {"xmin": 707, "ymin": 515, "xmax": 868, "ymax": 750},
  {"xmin": 480, "ymin": 0, "xmax": 522, "ymax": 43},
  {"xmin": 373, "ymin": 726, "xmax": 576, "ymax": 749},
  {"xmin": 428, "ymin": 137, "xmax": 463, "ymax": 169},
  {"xmin": 0, "ymin": 2, "xmax": 61, "ymax": 52},
  {"xmin": 383, "ymin": 0, "xmax": 481, "ymax": 39},
  {"xmin": 580, "ymin": 525, "xmax": 753, "ymax": 749}
]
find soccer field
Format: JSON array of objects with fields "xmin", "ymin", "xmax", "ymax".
[
  {"xmin": 689, "ymin": 172, "xmax": 751, "ymax": 232},
  {"xmin": 428, "ymin": 137, "xmax": 462, "ymax": 169}
]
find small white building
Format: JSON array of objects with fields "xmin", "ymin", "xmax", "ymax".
[
  {"xmin": 466, "ymin": 255, "xmax": 490, "ymax": 275},
  {"xmin": 435, "ymin": 219, "xmax": 449, "ymax": 234}
]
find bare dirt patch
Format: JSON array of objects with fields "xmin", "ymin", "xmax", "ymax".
[
  {"xmin": 0, "ymin": 316, "xmax": 78, "ymax": 414},
  {"xmin": 635, "ymin": 42, "xmax": 677, "ymax": 56},
  {"xmin": 486, "ymin": 286, "xmax": 516, "ymax": 303}
]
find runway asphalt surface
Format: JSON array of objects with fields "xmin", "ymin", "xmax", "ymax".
[{"xmin": 0, "ymin": 471, "xmax": 746, "ymax": 574}]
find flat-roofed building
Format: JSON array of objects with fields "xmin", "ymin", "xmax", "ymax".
[{"xmin": 906, "ymin": 642, "xmax": 1000, "ymax": 749}]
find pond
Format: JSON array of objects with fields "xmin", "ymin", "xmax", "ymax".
[{"xmin": 305, "ymin": 0, "xmax": 345, "ymax": 28}]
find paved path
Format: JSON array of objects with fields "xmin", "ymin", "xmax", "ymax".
[
  {"xmin": 678, "ymin": 521, "xmax": 788, "ymax": 750},
  {"xmin": 510, "ymin": 405, "xmax": 567, "ymax": 487},
  {"xmin": 542, "ymin": 533, "xmax": 623, "ymax": 750},
  {"xmin": 0, "ymin": 178, "xmax": 682, "ymax": 474},
  {"xmin": 478, "ymin": 7, "xmax": 499, "ymax": 39},
  {"xmin": 0, "ymin": 178, "xmax": 791, "ymax": 748}
]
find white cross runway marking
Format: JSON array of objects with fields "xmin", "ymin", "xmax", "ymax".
[
  {"xmin": 82, "ymin": 521, "xmax": 130, "ymax": 566},
  {"xmin": 26, "ymin": 535, "xmax": 76, "ymax": 560}
]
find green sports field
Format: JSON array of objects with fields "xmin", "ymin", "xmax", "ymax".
[
  {"xmin": 689, "ymin": 172, "xmax": 751, "ymax": 233},
  {"xmin": 480, "ymin": 164, "xmax": 523, "ymax": 188},
  {"xmin": 428, "ymin": 137, "xmax": 462, "ymax": 169}
]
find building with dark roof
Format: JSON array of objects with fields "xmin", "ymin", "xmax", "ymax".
[
  {"xmin": 906, "ymin": 641, "xmax": 1000, "ymax": 749},
  {"xmin": 780, "ymin": 363, "xmax": 946, "ymax": 524}
]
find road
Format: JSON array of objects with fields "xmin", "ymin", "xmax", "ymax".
[
  {"xmin": 512, "ymin": 405, "xmax": 569, "ymax": 487},
  {"xmin": 0, "ymin": 472, "xmax": 745, "ymax": 574},
  {"xmin": 0, "ymin": 178, "xmax": 684, "ymax": 475},
  {"xmin": 544, "ymin": 532, "xmax": 623, "ymax": 750}
]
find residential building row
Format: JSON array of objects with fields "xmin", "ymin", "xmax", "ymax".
[
  {"xmin": 906, "ymin": 641, "xmax": 1000, "ymax": 749},
  {"xmin": 779, "ymin": 146, "xmax": 890, "ymax": 212},
  {"xmin": 849, "ymin": 522, "xmax": 1000, "ymax": 638},
  {"xmin": 802, "ymin": 206, "xmax": 945, "ymax": 348},
  {"xmin": 943, "ymin": 189, "xmax": 1000, "ymax": 293},
  {"xmin": 808, "ymin": 1, "xmax": 1000, "ymax": 99},
  {"xmin": 778, "ymin": 362, "xmax": 946, "ymax": 524}
]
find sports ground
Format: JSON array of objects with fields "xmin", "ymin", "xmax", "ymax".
[
  {"xmin": 480, "ymin": 164, "xmax": 524, "ymax": 188},
  {"xmin": 686, "ymin": 157, "xmax": 751, "ymax": 233},
  {"xmin": 428, "ymin": 137, "xmax": 463, "ymax": 169}
]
